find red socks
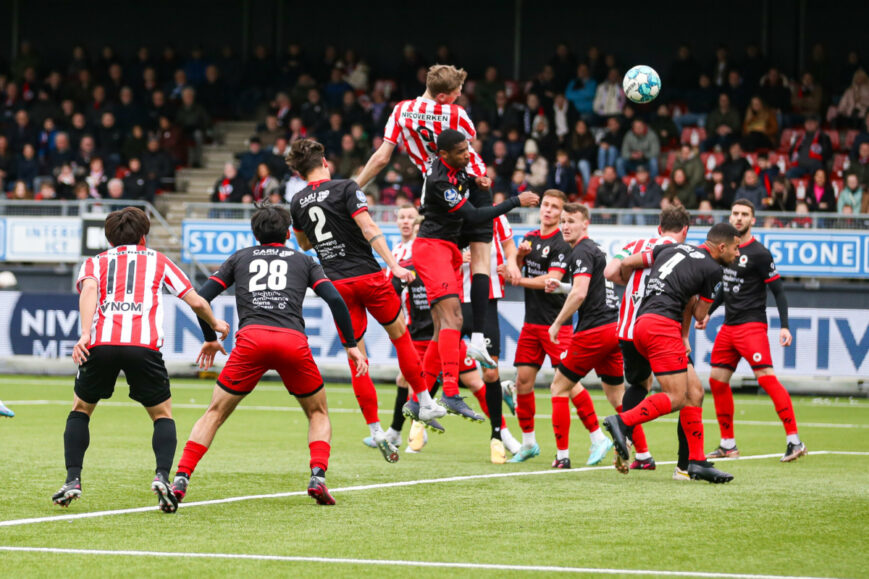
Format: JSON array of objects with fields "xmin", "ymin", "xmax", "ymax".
[
  {"xmin": 392, "ymin": 331, "xmax": 427, "ymax": 394},
  {"xmin": 177, "ymin": 440, "xmax": 208, "ymax": 477},
  {"xmin": 552, "ymin": 396, "xmax": 571, "ymax": 451},
  {"xmin": 517, "ymin": 392, "xmax": 536, "ymax": 433},
  {"xmin": 309, "ymin": 440, "xmax": 330, "ymax": 471},
  {"xmin": 709, "ymin": 378, "xmax": 735, "ymax": 439},
  {"xmin": 679, "ymin": 406, "xmax": 706, "ymax": 461},
  {"xmin": 437, "ymin": 328, "xmax": 461, "ymax": 397},
  {"xmin": 571, "ymin": 389, "xmax": 599, "ymax": 432},
  {"xmin": 349, "ymin": 359, "xmax": 379, "ymax": 424},
  {"xmin": 621, "ymin": 392, "xmax": 672, "ymax": 427},
  {"xmin": 758, "ymin": 374, "xmax": 799, "ymax": 435}
]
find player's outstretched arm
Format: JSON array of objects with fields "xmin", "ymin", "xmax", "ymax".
[
  {"xmin": 545, "ymin": 275, "xmax": 589, "ymax": 344},
  {"xmin": 456, "ymin": 191, "xmax": 539, "ymax": 225},
  {"xmin": 768, "ymin": 278, "xmax": 792, "ymax": 346},
  {"xmin": 73, "ymin": 278, "xmax": 99, "ymax": 365},
  {"xmin": 313, "ymin": 280, "xmax": 368, "ymax": 376},
  {"xmin": 189, "ymin": 279, "xmax": 230, "ymax": 370},
  {"xmin": 354, "ymin": 141, "xmax": 396, "ymax": 188},
  {"xmin": 353, "ymin": 211, "xmax": 413, "ymax": 283}
]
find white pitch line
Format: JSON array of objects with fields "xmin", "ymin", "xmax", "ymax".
[
  {"xmin": 0, "ymin": 546, "xmax": 840, "ymax": 579},
  {"xmin": 1, "ymin": 451, "xmax": 865, "ymax": 529},
  {"xmin": 6, "ymin": 399, "xmax": 869, "ymax": 430}
]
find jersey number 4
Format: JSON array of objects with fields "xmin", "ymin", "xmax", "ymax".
[
  {"xmin": 657, "ymin": 253, "xmax": 686, "ymax": 280},
  {"xmin": 249, "ymin": 259, "xmax": 288, "ymax": 291},
  {"xmin": 308, "ymin": 206, "xmax": 333, "ymax": 242}
]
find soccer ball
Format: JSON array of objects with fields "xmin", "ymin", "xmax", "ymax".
[{"xmin": 623, "ymin": 65, "xmax": 661, "ymax": 104}]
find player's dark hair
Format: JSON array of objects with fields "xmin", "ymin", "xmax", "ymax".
[
  {"xmin": 563, "ymin": 202, "xmax": 589, "ymax": 221},
  {"xmin": 251, "ymin": 203, "xmax": 291, "ymax": 244},
  {"xmin": 542, "ymin": 189, "xmax": 568, "ymax": 203},
  {"xmin": 707, "ymin": 222, "xmax": 739, "ymax": 245},
  {"xmin": 731, "ymin": 198, "xmax": 756, "ymax": 216},
  {"xmin": 659, "ymin": 205, "xmax": 690, "ymax": 233},
  {"xmin": 437, "ymin": 129, "xmax": 466, "ymax": 152},
  {"xmin": 286, "ymin": 138, "xmax": 325, "ymax": 179},
  {"xmin": 105, "ymin": 207, "xmax": 150, "ymax": 246}
]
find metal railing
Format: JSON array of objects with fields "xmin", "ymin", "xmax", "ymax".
[{"xmin": 184, "ymin": 202, "xmax": 869, "ymax": 231}]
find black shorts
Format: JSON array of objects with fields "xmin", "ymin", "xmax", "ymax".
[
  {"xmin": 74, "ymin": 345, "xmax": 171, "ymax": 408},
  {"xmin": 619, "ymin": 339, "xmax": 652, "ymax": 387},
  {"xmin": 461, "ymin": 299, "xmax": 501, "ymax": 358},
  {"xmin": 458, "ymin": 186, "xmax": 493, "ymax": 247}
]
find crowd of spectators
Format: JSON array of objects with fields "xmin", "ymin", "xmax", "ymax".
[{"xmin": 4, "ymin": 39, "xmax": 868, "ymax": 216}]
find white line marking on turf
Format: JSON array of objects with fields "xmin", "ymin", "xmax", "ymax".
[
  {"xmin": 7, "ymin": 400, "xmax": 869, "ymax": 430},
  {"xmin": 0, "ymin": 546, "xmax": 839, "ymax": 579},
  {"xmin": 1, "ymin": 451, "xmax": 865, "ymax": 529}
]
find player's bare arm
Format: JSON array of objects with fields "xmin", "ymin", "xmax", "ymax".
[
  {"xmin": 682, "ymin": 297, "xmax": 698, "ymax": 355},
  {"xmin": 353, "ymin": 210, "xmax": 413, "ymax": 283},
  {"xmin": 294, "ymin": 228, "xmax": 313, "ymax": 251},
  {"xmin": 501, "ymin": 236, "xmax": 521, "ymax": 285},
  {"xmin": 73, "ymin": 278, "xmax": 99, "ymax": 365},
  {"xmin": 354, "ymin": 141, "xmax": 395, "ymax": 188},
  {"xmin": 546, "ymin": 275, "xmax": 590, "ymax": 344},
  {"xmin": 605, "ymin": 254, "xmax": 633, "ymax": 285}
]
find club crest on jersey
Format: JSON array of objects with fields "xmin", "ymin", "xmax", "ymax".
[
  {"xmin": 355, "ymin": 190, "xmax": 366, "ymax": 203},
  {"xmin": 317, "ymin": 190, "xmax": 331, "ymax": 202},
  {"xmin": 738, "ymin": 255, "xmax": 749, "ymax": 267},
  {"xmin": 444, "ymin": 188, "xmax": 460, "ymax": 205},
  {"xmin": 542, "ymin": 246, "xmax": 550, "ymax": 257}
]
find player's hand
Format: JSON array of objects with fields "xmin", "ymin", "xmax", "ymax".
[
  {"xmin": 683, "ymin": 337, "xmax": 692, "ymax": 356},
  {"xmin": 780, "ymin": 328, "xmax": 793, "ymax": 347},
  {"xmin": 517, "ymin": 240, "xmax": 532, "ymax": 257},
  {"xmin": 549, "ymin": 323, "xmax": 560, "ymax": 345},
  {"xmin": 461, "ymin": 249, "xmax": 471, "ymax": 263},
  {"xmin": 505, "ymin": 262, "xmax": 522, "ymax": 286},
  {"xmin": 694, "ymin": 314, "xmax": 710, "ymax": 330},
  {"xmin": 72, "ymin": 333, "xmax": 91, "ymax": 365},
  {"xmin": 212, "ymin": 319, "xmax": 230, "ymax": 341},
  {"xmin": 544, "ymin": 278, "xmax": 560, "ymax": 293},
  {"xmin": 347, "ymin": 347, "xmax": 369, "ymax": 376},
  {"xmin": 196, "ymin": 341, "xmax": 227, "ymax": 371},
  {"xmin": 391, "ymin": 264, "xmax": 414, "ymax": 284},
  {"xmin": 517, "ymin": 192, "xmax": 540, "ymax": 207},
  {"xmin": 475, "ymin": 176, "xmax": 492, "ymax": 190}
]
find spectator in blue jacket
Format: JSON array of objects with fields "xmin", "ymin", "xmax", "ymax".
[{"xmin": 565, "ymin": 63, "xmax": 597, "ymax": 120}]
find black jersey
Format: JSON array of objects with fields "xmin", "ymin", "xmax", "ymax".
[
  {"xmin": 390, "ymin": 239, "xmax": 434, "ymax": 341},
  {"xmin": 637, "ymin": 243, "xmax": 723, "ymax": 322},
  {"xmin": 521, "ymin": 228, "xmax": 573, "ymax": 326},
  {"xmin": 721, "ymin": 237, "xmax": 779, "ymax": 326},
  {"xmin": 418, "ymin": 158, "xmax": 473, "ymax": 244},
  {"xmin": 552, "ymin": 237, "xmax": 619, "ymax": 332},
  {"xmin": 210, "ymin": 243, "xmax": 328, "ymax": 333},
  {"xmin": 290, "ymin": 178, "xmax": 381, "ymax": 280}
]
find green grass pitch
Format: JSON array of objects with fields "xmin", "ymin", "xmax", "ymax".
[{"xmin": 0, "ymin": 374, "xmax": 867, "ymax": 578}]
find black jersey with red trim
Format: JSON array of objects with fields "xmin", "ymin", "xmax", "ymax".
[
  {"xmin": 418, "ymin": 158, "xmax": 472, "ymax": 244},
  {"xmin": 721, "ymin": 237, "xmax": 779, "ymax": 326},
  {"xmin": 289, "ymin": 178, "xmax": 381, "ymax": 280},
  {"xmin": 210, "ymin": 243, "xmax": 328, "ymax": 333},
  {"xmin": 521, "ymin": 228, "xmax": 573, "ymax": 326},
  {"xmin": 390, "ymin": 255, "xmax": 435, "ymax": 342},
  {"xmin": 552, "ymin": 237, "xmax": 618, "ymax": 332},
  {"xmin": 637, "ymin": 243, "xmax": 723, "ymax": 323}
]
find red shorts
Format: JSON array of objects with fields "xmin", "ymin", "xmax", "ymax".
[
  {"xmin": 558, "ymin": 322, "xmax": 623, "ymax": 383},
  {"xmin": 710, "ymin": 322, "xmax": 773, "ymax": 370},
  {"xmin": 412, "ymin": 238, "xmax": 463, "ymax": 305},
  {"xmin": 218, "ymin": 325, "xmax": 323, "ymax": 397},
  {"xmin": 633, "ymin": 314, "xmax": 688, "ymax": 376},
  {"xmin": 333, "ymin": 271, "xmax": 402, "ymax": 341},
  {"xmin": 414, "ymin": 339, "xmax": 476, "ymax": 373},
  {"xmin": 514, "ymin": 323, "xmax": 572, "ymax": 368}
]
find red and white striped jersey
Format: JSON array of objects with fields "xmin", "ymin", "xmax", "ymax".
[
  {"xmin": 461, "ymin": 215, "xmax": 513, "ymax": 302},
  {"xmin": 76, "ymin": 245, "xmax": 193, "ymax": 350},
  {"xmin": 617, "ymin": 235, "xmax": 677, "ymax": 341},
  {"xmin": 383, "ymin": 97, "xmax": 487, "ymax": 177}
]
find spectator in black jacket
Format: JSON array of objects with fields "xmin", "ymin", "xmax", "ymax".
[
  {"xmin": 212, "ymin": 162, "xmax": 249, "ymax": 203},
  {"xmin": 141, "ymin": 137, "xmax": 174, "ymax": 192},
  {"xmin": 47, "ymin": 132, "xmax": 75, "ymax": 173},
  {"xmin": 490, "ymin": 90, "xmax": 521, "ymax": 139},
  {"xmin": 786, "ymin": 116, "xmax": 832, "ymax": 178},
  {"xmin": 237, "ymin": 137, "xmax": 267, "ymax": 182},
  {"xmin": 804, "ymin": 168, "xmax": 836, "ymax": 212},
  {"xmin": 7, "ymin": 110, "xmax": 38, "ymax": 153},
  {"xmin": 718, "ymin": 141, "xmax": 752, "ymax": 191},
  {"xmin": 97, "ymin": 111, "xmax": 123, "ymax": 169},
  {"xmin": 301, "ymin": 88, "xmax": 327, "ymax": 134},
  {"xmin": 123, "ymin": 157, "xmax": 151, "ymax": 203},
  {"xmin": 569, "ymin": 119, "xmax": 595, "ymax": 186},
  {"xmin": 546, "ymin": 150, "xmax": 577, "ymax": 197},
  {"xmin": 595, "ymin": 165, "xmax": 628, "ymax": 208},
  {"xmin": 15, "ymin": 143, "xmax": 39, "ymax": 191},
  {"xmin": 627, "ymin": 165, "xmax": 663, "ymax": 209}
]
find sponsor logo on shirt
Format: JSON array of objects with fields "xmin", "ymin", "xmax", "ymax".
[{"xmin": 445, "ymin": 188, "xmax": 460, "ymax": 205}]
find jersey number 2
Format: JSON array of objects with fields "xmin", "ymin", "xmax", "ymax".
[
  {"xmin": 308, "ymin": 206, "xmax": 333, "ymax": 242},
  {"xmin": 249, "ymin": 259, "xmax": 288, "ymax": 291}
]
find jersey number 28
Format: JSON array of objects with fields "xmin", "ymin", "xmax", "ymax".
[{"xmin": 249, "ymin": 259, "xmax": 288, "ymax": 291}]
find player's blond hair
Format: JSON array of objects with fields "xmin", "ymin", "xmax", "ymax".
[{"xmin": 426, "ymin": 64, "xmax": 468, "ymax": 96}]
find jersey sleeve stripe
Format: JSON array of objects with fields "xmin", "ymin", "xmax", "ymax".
[
  {"xmin": 311, "ymin": 278, "xmax": 329, "ymax": 289},
  {"xmin": 447, "ymin": 196, "xmax": 468, "ymax": 213},
  {"xmin": 209, "ymin": 275, "xmax": 228, "ymax": 289},
  {"xmin": 699, "ymin": 295, "xmax": 715, "ymax": 303},
  {"xmin": 764, "ymin": 274, "xmax": 781, "ymax": 284},
  {"xmin": 574, "ymin": 272, "xmax": 592, "ymax": 278},
  {"xmin": 350, "ymin": 206, "xmax": 369, "ymax": 217},
  {"xmin": 548, "ymin": 267, "xmax": 566, "ymax": 273}
]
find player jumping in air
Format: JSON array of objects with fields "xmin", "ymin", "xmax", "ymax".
[
  {"xmin": 355, "ymin": 64, "xmax": 497, "ymax": 367},
  {"xmin": 699, "ymin": 199, "xmax": 806, "ymax": 462},
  {"xmin": 543, "ymin": 203, "xmax": 625, "ymax": 469},
  {"xmin": 604, "ymin": 223, "xmax": 741, "ymax": 484},
  {"xmin": 287, "ymin": 139, "xmax": 446, "ymax": 463},
  {"xmin": 172, "ymin": 204, "xmax": 367, "ymax": 506},
  {"xmin": 53, "ymin": 207, "xmax": 228, "ymax": 512}
]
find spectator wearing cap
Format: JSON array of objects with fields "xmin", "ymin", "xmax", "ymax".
[
  {"xmin": 617, "ymin": 119, "xmax": 660, "ymax": 178},
  {"xmin": 237, "ymin": 136, "xmax": 267, "ymax": 181},
  {"xmin": 785, "ymin": 115, "xmax": 832, "ymax": 178},
  {"xmin": 514, "ymin": 139, "xmax": 548, "ymax": 189}
]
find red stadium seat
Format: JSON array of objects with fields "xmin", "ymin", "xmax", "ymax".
[
  {"xmin": 768, "ymin": 152, "xmax": 788, "ymax": 172},
  {"xmin": 504, "ymin": 80, "xmax": 521, "ymax": 102},
  {"xmin": 655, "ymin": 176, "xmax": 670, "ymax": 190},
  {"xmin": 587, "ymin": 174, "xmax": 603, "ymax": 199},
  {"xmin": 832, "ymin": 179, "xmax": 844, "ymax": 197},
  {"xmin": 664, "ymin": 151, "xmax": 677, "ymax": 175},
  {"xmin": 790, "ymin": 178, "xmax": 809, "ymax": 201},
  {"xmin": 779, "ymin": 129, "xmax": 804, "ymax": 153},
  {"xmin": 700, "ymin": 152, "xmax": 724, "ymax": 176},
  {"xmin": 844, "ymin": 130, "xmax": 859, "ymax": 151},
  {"xmin": 824, "ymin": 130, "xmax": 841, "ymax": 151},
  {"xmin": 832, "ymin": 153, "xmax": 848, "ymax": 176},
  {"xmin": 373, "ymin": 79, "xmax": 398, "ymax": 100},
  {"xmin": 745, "ymin": 152, "xmax": 758, "ymax": 167},
  {"xmin": 680, "ymin": 127, "xmax": 706, "ymax": 146}
]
